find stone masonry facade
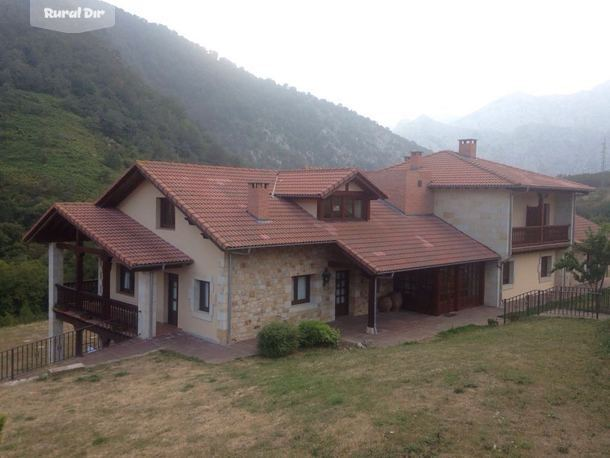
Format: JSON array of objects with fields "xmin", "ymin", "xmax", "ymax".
[{"xmin": 230, "ymin": 245, "xmax": 376, "ymax": 341}]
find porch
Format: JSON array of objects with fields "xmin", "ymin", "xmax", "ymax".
[{"xmin": 334, "ymin": 306, "xmax": 503, "ymax": 347}]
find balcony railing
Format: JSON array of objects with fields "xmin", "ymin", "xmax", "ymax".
[
  {"xmin": 512, "ymin": 225, "xmax": 570, "ymax": 249},
  {"xmin": 56, "ymin": 285, "xmax": 138, "ymax": 336}
]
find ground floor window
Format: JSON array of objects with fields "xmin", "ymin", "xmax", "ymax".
[
  {"xmin": 540, "ymin": 255, "xmax": 553, "ymax": 278},
  {"xmin": 195, "ymin": 280, "xmax": 210, "ymax": 313},
  {"xmin": 292, "ymin": 275, "xmax": 311, "ymax": 305},
  {"xmin": 502, "ymin": 261, "xmax": 514, "ymax": 285},
  {"xmin": 118, "ymin": 265, "xmax": 134, "ymax": 295}
]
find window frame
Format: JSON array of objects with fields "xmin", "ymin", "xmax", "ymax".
[
  {"xmin": 540, "ymin": 255, "xmax": 553, "ymax": 279},
  {"xmin": 195, "ymin": 279, "xmax": 211, "ymax": 313},
  {"xmin": 318, "ymin": 192, "xmax": 369, "ymax": 221},
  {"xmin": 292, "ymin": 275, "xmax": 311, "ymax": 305},
  {"xmin": 117, "ymin": 265, "xmax": 135, "ymax": 296},
  {"xmin": 502, "ymin": 260, "xmax": 514, "ymax": 286},
  {"xmin": 157, "ymin": 197, "xmax": 176, "ymax": 229}
]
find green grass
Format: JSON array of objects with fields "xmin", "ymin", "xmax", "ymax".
[{"xmin": 0, "ymin": 318, "xmax": 608, "ymax": 457}]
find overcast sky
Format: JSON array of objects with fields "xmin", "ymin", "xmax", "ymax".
[{"xmin": 110, "ymin": 0, "xmax": 610, "ymax": 128}]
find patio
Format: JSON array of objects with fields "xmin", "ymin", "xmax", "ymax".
[{"xmin": 333, "ymin": 306, "xmax": 503, "ymax": 347}]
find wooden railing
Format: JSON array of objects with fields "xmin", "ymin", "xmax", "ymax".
[
  {"xmin": 56, "ymin": 285, "xmax": 138, "ymax": 336},
  {"xmin": 512, "ymin": 225, "xmax": 570, "ymax": 248},
  {"xmin": 63, "ymin": 279, "xmax": 98, "ymax": 294}
]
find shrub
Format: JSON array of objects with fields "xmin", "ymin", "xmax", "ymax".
[
  {"xmin": 298, "ymin": 320, "xmax": 340, "ymax": 348},
  {"xmin": 257, "ymin": 321, "xmax": 299, "ymax": 358}
]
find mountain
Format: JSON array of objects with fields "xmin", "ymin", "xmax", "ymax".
[
  {"xmin": 394, "ymin": 83, "xmax": 610, "ymax": 175},
  {"xmin": 0, "ymin": 0, "xmax": 424, "ymax": 321},
  {"xmin": 92, "ymin": 9, "xmax": 422, "ymax": 169}
]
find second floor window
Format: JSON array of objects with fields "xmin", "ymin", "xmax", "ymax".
[
  {"xmin": 157, "ymin": 197, "xmax": 175, "ymax": 229},
  {"xmin": 321, "ymin": 194, "xmax": 366, "ymax": 220}
]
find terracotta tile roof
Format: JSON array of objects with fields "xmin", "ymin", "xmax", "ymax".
[
  {"xmin": 386, "ymin": 151, "xmax": 594, "ymax": 192},
  {"xmin": 128, "ymin": 161, "xmax": 337, "ymax": 250},
  {"xmin": 329, "ymin": 201, "xmax": 498, "ymax": 274},
  {"xmin": 574, "ymin": 215, "xmax": 599, "ymax": 242},
  {"xmin": 25, "ymin": 203, "xmax": 192, "ymax": 269},
  {"xmin": 89, "ymin": 160, "xmax": 499, "ymax": 273},
  {"xmin": 273, "ymin": 168, "xmax": 386, "ymax": 198}
]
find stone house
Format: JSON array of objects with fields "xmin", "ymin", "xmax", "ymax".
[{"xmin": 25, "ymin": 139, "xmax": 595, "ymax": 344}]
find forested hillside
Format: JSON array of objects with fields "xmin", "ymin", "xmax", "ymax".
[
  {"xmin": 0, "ymin": 0, "xmax": 424, "ymax": 323},
  {"xmin": 95, "ymin": 9, "xmax": 422, "ymax": 168},
  {"xmin": 564, "ymin": 171, "xmax": 610, "ymax": 223}
]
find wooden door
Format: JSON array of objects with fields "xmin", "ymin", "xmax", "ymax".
[
  {"xmin": 167, "ymin": 273, "xmax": 179, "ymax": 326},
  {"xmin": 335, "ymin": 270, "xmax": 350, "ymax": 316}
]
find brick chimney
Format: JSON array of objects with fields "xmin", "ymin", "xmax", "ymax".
[
  {"xmin": 247, "ymin": 182, "xmax": 270, "ymax": 220},
  {"xmin": 409, "ymin": 151, "xmax": 423, "ymax": 170},
  {"xmin": 458, "ymin": 139, "xmax": 477, "ymax": 158}
]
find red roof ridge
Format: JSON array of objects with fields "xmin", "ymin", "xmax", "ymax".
[
  {"xmin": 472, "ymin": 156, "xmax": 594, "ymax": 190},
  {"xmin": 135, "ymin": 159, "xmax": 275, "ymax": 173},
  {"xmin": 448, "ymin": 151, "xmax": 514, "ymax": 184}
]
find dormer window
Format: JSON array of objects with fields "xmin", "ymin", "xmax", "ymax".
[{"xmin": 320, "ymin": 193, "xmax": 368, "ymax": 220}]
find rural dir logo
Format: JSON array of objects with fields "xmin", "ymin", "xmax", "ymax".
[{"xmin": 30, "ymin": 0, "xmax": 115, "ymax": 33}]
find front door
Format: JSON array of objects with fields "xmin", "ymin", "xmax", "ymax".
[
  {"xmin": 335, "ymin": 270, "xmax": 350, "ymax": 316},
  {"xmin": 167, "ymin": 273, "xmax": 179, "ymax": 326}
]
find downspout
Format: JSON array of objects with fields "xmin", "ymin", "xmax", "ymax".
[{"xmin": 226, "ymin": 252, "xmax": 232, "ymax": 345}]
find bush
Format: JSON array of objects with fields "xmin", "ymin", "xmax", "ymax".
[
  {"xmin": 257, "ymin": 322, "xmax": 300, "ymax": 358},
  {"xmin": 298, "ymin": 320, "xmax": 340, "ymax": 348}
]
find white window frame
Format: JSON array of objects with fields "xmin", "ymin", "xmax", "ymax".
[
  {"xmin": 539, "ymin": 255, "xmax": 553, "ymax": 281},
  {"xmin": 190, "ymin": 278, "xmax": 213, "ymax": 320}
]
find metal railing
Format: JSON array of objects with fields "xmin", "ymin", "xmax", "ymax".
[
  {"xmin": 502, "ymin": 285, "xmax": 609, "ymax": 323},
  {"xmin": 512, "ymin": 225, "xmax": 570, "ymax": 248},
  {"xmin": 0, "ymin": 326, "xmax": 101, "ymax": 381},
  {"xmin": 56, "ymin": 284, "xmax": 138, "ymax": 336}
]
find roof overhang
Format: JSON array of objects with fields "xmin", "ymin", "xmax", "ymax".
[{"xmin": 24, "ymin": 203, "xmax": 193, "ymax": 270}]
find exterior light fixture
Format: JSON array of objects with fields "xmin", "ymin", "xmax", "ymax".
[{"xmin": 322, "ymin": 268, "xmax": 331, "ymax": 286}]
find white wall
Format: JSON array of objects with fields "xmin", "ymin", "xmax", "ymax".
[
  {"xmin": 434, "ymin": 189, "xmax": 511, "ymax": 257},
  {"xmin": 116, "ymin": 180, "xmax": 228, "ymax": 343}
]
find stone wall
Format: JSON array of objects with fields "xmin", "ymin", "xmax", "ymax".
[{"xmin": 230, "ymin": 245, "xmax": 375, "ymax": 341}]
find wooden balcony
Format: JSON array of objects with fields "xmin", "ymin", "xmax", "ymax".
[
  {"xmin": 55, "ymin": 284, "xmax": 138, "ymax": 337},
  {"xmin": 512, "ymin": 225, "xmax": 570, "ymax": 251}
]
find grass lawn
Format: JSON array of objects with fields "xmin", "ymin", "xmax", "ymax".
[
  {"xmin": 0, "ymin": 321, "xmax": 49, "ymax": 352},
  {"xmin": 0, "ymin": 318, "xmax": 608, "ymax": 457}
]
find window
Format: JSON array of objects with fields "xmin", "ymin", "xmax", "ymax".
[
  {"xmin": 118, "ymin": 265, "xmax": 134, "ymax": 295},
  {"xmin": 502, "ymin": 261, "xmax": 514, "ymax": 285},
  {"xmin": 292, "ymin": 275, "xmax": 311, "ymax": 305},
  {"xmin": 195, "ymin": 280, "xmax": 210, "ymax": 313},
  {"xmin": 157, "ymin": 197, "xmax": 175, "ymax": 229},
  {"xmin": 540, "ymin": 255, "xmax": 553, "ymax": 278},
  {"xmin": 320, "ymin": 194, "xmax": 367, "ymax": 220}
]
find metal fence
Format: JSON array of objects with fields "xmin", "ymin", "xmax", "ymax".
[
  {"xmin": 0, "ymin": 326, "xmax": 101, "ymax": 381},
  {"xmin": 503, "ymin": 285, "xmax": 609, "ymax": 323}
]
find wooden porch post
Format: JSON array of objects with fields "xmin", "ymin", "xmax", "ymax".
[
  {"xmin": 75, "ymin": 231, "xmax": 84, "ymax": 292},
  {"xmin": 102, "ymin": 256, "xmax": 112, "ymax": 299},
  {"xmin": 538, "ymin": 193, "xmax": 544, "ymax": 243},
  {"xmin": 367, "ymin": 276, "xmax": 378, "ymax": 334}
]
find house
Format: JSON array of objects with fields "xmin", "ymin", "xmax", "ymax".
[{"xmin": 24, "ymin": 139, "xmax": 593, "ymax": 345}]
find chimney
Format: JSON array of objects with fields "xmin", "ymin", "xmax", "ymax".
[
  {"xmin": 247, "ymin": 182, "xmax": 270, "ymax": 221},
  {"xmin": 458, "ymin": 139, "xmax": 477, "ymax": 158},
  {"xmin": 409, "ymin": 151, "xmax": 423, "ymax": 170}
]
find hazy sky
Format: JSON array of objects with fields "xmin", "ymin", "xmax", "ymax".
[{"xmin": 110, "ymin": 0, "xmax": 610, "ymax": 127}]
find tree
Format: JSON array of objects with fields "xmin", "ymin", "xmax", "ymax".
[{"xmin": 554, "ymin": 226, "xmax": 610, "ymax": 295}]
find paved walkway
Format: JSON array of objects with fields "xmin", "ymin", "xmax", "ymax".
[
  {"xmin": 78, "ymin": 331, "xmax": 258, "ymax": 367},
  {"xmin": 71, "ymin": 307, "xmax": 502, "ymax": 368},
  {"xmin": 333, "ymin": 306, "xmax": 503, "ymax": 347}
]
